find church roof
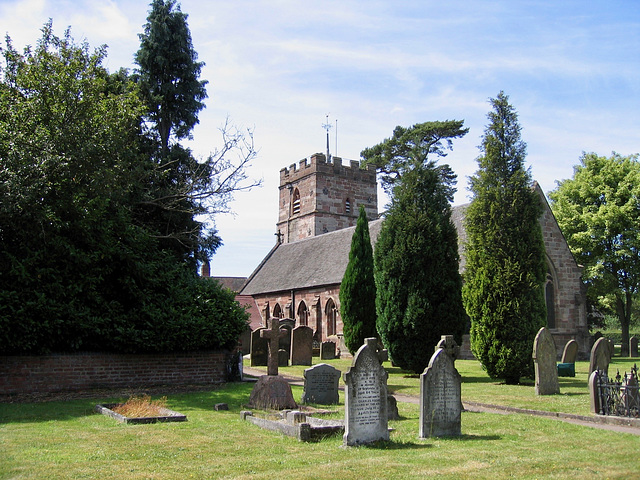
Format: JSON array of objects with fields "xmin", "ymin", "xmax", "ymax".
[{"xmin": 240, "ymin": 218, "xmax": 384, "ymax": 296}]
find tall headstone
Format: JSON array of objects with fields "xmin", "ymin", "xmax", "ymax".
[
  {"xmin": 588, "ymin": 370, "xmax": 602, "ymax": 414},
  {"xmin": 589, "ymin": 336, "xmax": 611, "ymax": 376},
  {"xmin": 301, "ymin": 363, "xmax": 340, "ymax": 405},
  {"xmin": 533, "ymin": 327, "xmax": 560, "ymax": 395},
  {"xmin": 320, "ymin": 341, "xmax": 336, "ymax": 360},
  {"xmin": 629, "ymin": 336, "xmax": 638, "ymax": 358},
  {"xmin": 278, "ymin": 318, "xmax": 295, "ymax": 358},
  {"xmin": 250, "ymin": 327, "xmax": 268, "ymax": 367},
  {"xmin": 419, "ymin": 348, "xmax": 462, "ymax": 438},
  {"xmin": 291, "ymin": 326, "xmax": 313, "ymax": 366},
  {"xmin": 343, "ymin": 338, "xmax": 389, "ymax": 446},
  {"xmin": 561, "ymin": 339, "xmax": 579, "ymax": 363}
]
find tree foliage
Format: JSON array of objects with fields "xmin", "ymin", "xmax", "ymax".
[
  {"xmin": 361, "ymin": 120, "xmax": 468, "ymax": 194},
  {"xmin": 462, "ymin": 91, "xmax": 547, "ymax": 384},
  {"xmin": 340, "ymin": 205, "xmax": 377, "ymax": 354},
  {"xmin": 0, "ymin": 23, "xmax": 248, "ymax": 354},
  {"xmin": 374, "ymin": 160, "xmax": 466, "ymax": 374},
  {"xmin": 133, "ymin": 1, "xmax": 259, "ymax": 264},
  {"xmin": 135, "ymin": 0, "xmax": 207, "ymax": 151},
  {"xmin": 549, "ymin": 152, "xmax": 640, "ymax": 354}
]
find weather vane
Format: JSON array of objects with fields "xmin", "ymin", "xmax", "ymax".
[{"xmin": 322, "ymin": 113, "xmax": 332, "ymax": 161}]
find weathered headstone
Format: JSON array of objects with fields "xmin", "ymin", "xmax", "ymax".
[
  {"xmin": 247, "ymin": 318, "xmax": 297, "ymax": 410},
  {"xmin": 533, "ymin": 327, "xmax": 560, "ymax": 395},
  {"xmin": 278, "ymin": 348, "xmax": 289, "ymax": 367},
  {"xmin": 290, "ymin": 325, "xmax": 313, "ymax": 366},
  {"xmin": 419, "ymin": 348, "xmax": 462, "ymax": 438},
  {"xmin": 301, "ymin": 363, "xmax": 340, "ymax": 405},
  {"xmin": 435, "ymin": 335, "xmax": 460, "ymax": 364},
  {"xmin": 320, "ymin": 341, "xmax": 336, "ymax": 360},
  {"xmin": 588, "ymin": 370, "xmax": 603, "ymax": 414},
  {"xmin": 387, "ymin": 395, "xmax": 399, "ymax": 421},
  {"xmin": 278, "ymin": 318, "xmax": 295, "ymax": 358},
  {"xmin": 589, "ymin": 336, "xmax": 611, "ymax": 376},
  {"xmin": 343, "ymin": 338, "xmax": 389, "ymax": 446},
  {"xmin": 250, "ymin": 327, "xmax": 268, "ymax": 367},
  {"xmin": 561, "ymin": 339, "xmax": 579, "ymax": 364},
  {"xmin": 630, "ymin": 336, "xmax": 638, "ymax": 358}
]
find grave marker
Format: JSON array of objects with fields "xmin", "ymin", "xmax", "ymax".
[
  {"xmin": 435, "ymin": 335, "xmax": 460, "ymax": 364},
  {"xmin": 630, "ymin": 336, "xmax": 638, "ymax": 358},
  {"xmin": 419, "ymin": 348, "xmax": 462, "ymax": 438},
  {"xmin": 343, "ymin": 338, "xmax": 389, "ymax": 446},
  {"xmin": 291, "ymin": 326, "xmax": 313, "ymax": 366},
  {"xmin": 533, "ymin": 327, "xmax": 560, "ymax": 395},
  {"xmin": 250, "ymin": 327, "xmax": 268, "ymax": 367},
  {"xmin": 301, "ymin": 363, "xmax": 340, "ymax": 405},
  {"xmin": 561, "ymin": 339, "xmax": 579, "ymax": 364},
  {"xmin": 589, "ymin": 336, "xmax": 611, "ymax": 376},
  {"xmin": 320, "ymin": 341, "xmax": 336, "ymax": 360}
]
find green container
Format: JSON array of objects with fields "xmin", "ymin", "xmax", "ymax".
[{"xmin": 557, "ymin": 362, "xmax": 575, "ymax": 377}]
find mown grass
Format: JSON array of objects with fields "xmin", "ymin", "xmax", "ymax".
[
  {"xmin": 247, "ymin": 355, "xmax": 640, "ymax": 416},
  {"xmin": 1, "ymin": 357, "xmax": 639, "ymax": 479}
]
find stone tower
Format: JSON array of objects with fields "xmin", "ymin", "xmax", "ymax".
[{"xmin": 276, "ymin": 153, "xmax": 378, "ymax": 243}]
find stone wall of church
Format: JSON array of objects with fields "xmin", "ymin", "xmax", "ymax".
[
  {"xmin": 250, "ymin": 285, "xmax": 343, "ymax": 344},
  {"xmin": 538, "ymin": 186, "xmax": 591, "ymax": 360},
  {"xmin": 276, "ymin": 153, "xmax": 377, "ymax": 243}
]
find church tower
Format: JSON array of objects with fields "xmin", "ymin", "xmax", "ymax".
[{"xmin": 276, "ymin": 153, "xmax": 378, "ymax": 243}]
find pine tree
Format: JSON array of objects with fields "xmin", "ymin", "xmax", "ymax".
[
  {"xmin": 374, "ymin": 165, "xmax": 466, "ymax": 374},
  {"xmin": 462, "ymin": 91, "xmax": 547, "ymax": 384},
  {"xmin": 340, "ymin": 205, "xmax": 378, "ymax": 354}
]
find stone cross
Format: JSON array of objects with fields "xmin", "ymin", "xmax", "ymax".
[
  {"xmin": 435, "ymin": 335, "xmax": 460, "ymax": 363},
  {"xmin": 261, "ymin": 318, "xmax": 286, "ymax": 376}
]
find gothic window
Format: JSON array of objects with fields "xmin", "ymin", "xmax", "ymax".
[
  {"xmin": 545, "ymin": 272, "xmax": 556, "ymax": 329},
  {"xmin": 345, "ymin": 198, "xmax": 351, "ymax": 215},
  {"xmin": 325, "ymin": 298, "xmax": 337, "ymax": 337},
  {"xmin": 297, "ymin": 301, "xmax": 308, "ymax": 326},
  {"xmin": 292, "ymin": 188, "xmax": 301, "ymax": 215},
  {"xmin": 273, "ymin": 303, "xmax": 282, "ymax": 319}
]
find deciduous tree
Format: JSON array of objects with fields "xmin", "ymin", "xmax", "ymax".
[{"xmin": 549, "ymin": 152, "xmax": 640, "ymax": 354}]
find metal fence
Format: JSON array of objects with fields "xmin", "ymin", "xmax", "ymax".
[{"xmin": 592, "ymin": 364, "xmax": 639, "ymax": 417}]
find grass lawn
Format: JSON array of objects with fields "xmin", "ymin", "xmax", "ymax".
[{"xmin": 1, "ymin": 357, "xmax": 639, "ymax": 479}]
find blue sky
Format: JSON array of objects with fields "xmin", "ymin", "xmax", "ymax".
[{"xmin": 1, "ymin": 0, "xmax": 639, "ymax": 276}]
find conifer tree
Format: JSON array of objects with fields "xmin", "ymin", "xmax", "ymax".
[
  {"xmin": 340, "ymin": 205, "xmax": 378, "ymax": 354},
  {"xmin": 462, "ymin": 91, "xmax": 547, "ymax": 384},
  {"xmin": 374, "ymin": 165, "xmax": 466, "ymax": 374}
]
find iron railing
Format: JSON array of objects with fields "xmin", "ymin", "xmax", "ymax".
[{"xmin": 593, "ymin": 364, "xmax": 639, "ymax": 417}]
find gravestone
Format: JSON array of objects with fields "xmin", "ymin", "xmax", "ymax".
[
  {"xmin": 247, "ymin": 318, "xmax": 297, "ymax": 410},
  {"xmin": 301, "ymin": 363, "xmax": 341, "ymax": 405},
  {"xmin": 320, "ymin": 341, "xmax": 336, "ymax": 360},
  {"xmin": 435, "ymin": 335, "xmax": 460, "ymax": 364},
  {"xmin": 588, "ymin": 370, "xmax": 602, "ymax": 414},
  {"xmin": 278, "ymin": 318, "xmax": 295, "ymax": 358},
  {"xmin": 278, "ymin": 349, "xmax": 289, "ymax": 367},
  {"xmin": 589, "ymin": 336, "xmax": 611, "ymax": 376},
  {"xmin": 561, "ymin": 339, "xmax": 579, "ymax": 363},
  {"xmin": 343, "ymin": 338, "xmax": 389, "ymax": 446},
  {"xmin": 250, "ymin": 327, "xmax": 268, "ymax": 367},
  {"xmin": 290, "ymin": 326, "xmax": 313, "ymax": 366},
  {"xmin": 419, "ymin": 348, "xmax": 462, "ymax": 438},
  {"xmin": 533, "ymin": 327, "xmax": 560, "ymax": 395},
  {"xmin": 630, "ymin": 336, "xmax": 638, "ymax": 358}
]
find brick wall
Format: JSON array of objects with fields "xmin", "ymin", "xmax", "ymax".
[{"xmin": 0, "ymin": 350, "xmax": 236, "ymax": 397}]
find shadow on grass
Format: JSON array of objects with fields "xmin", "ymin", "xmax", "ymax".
[{"xmin": 359, "ymin": 440, "xmax": 432, "ymax": 450}]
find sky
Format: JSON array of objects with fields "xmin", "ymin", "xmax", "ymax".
[{"xmin": 1, "ymin": 0, "xmax": 639, "ymax": 277}]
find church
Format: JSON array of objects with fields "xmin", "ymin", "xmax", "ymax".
[{"xmin": 237, "ymin": 152, "xmax": 591, "ymax": 359}]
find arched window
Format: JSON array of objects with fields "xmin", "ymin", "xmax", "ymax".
[
  {"xmin": 292, "ymin": 188, "xmax": 301, "ymax": 215},
  {"xmin": 273, "ymin": 303, "xmax": 282, "ymax": 319},
  {"xmin": 545, "ymin": 272, "xmax": 556, "ymax": 329},
  {"xmin": 297, "ymin": 301, "xmax": 308, "ymax": 326},
  {"xmin": 325, "ymin": 298, "xmax": 337, "ymax": 337},
  {"xmin": 345, "ymin": 198, "xmax": 351, "ymax": 215}
]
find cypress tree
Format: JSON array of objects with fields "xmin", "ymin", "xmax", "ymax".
[
  {"xmin": 374, "ymin": 165, "xmax": 466, "ymax": 374},
  {"xmin": 462, "ymin": 91, "xmax": 547, "ymax": 384},
  {"xmin": 340, "ymin": 205, "xmax": 378, "ymax": 354}
]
